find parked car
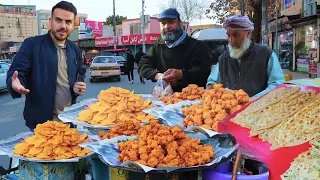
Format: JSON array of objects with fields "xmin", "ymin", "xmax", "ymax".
[
  {"xmin": 89, "ymin": 56, "xmax": 121, "ymax": 82},
  {"xmin": 0, "ymin": 64, "xmax": 7, "ymax": 90},
  {"xmin": 114, "ymin": 56, "xmax": 128, "ymax": 74},
  {"xmin": 0, "ymin": 59, "xmax": 11, "ymax": 64},
  {"xmin": 0, "ymin": 62, "xmax": 10, "ymax": 72}
]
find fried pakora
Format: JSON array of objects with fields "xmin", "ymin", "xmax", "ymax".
[
  {"xmin": 182, "ymin": 84, "xmax": 250, "ymax": 131},
  {"xmin": 162, "ymin": 84, "xmax": 205, "ymax": 104},
  {"xmin": 117, "ymin": 120, "xmax": 215, "ymax": 168},
  {"xmin": 98, "ymin": 120, "xmax": 141, "ymax": 139}
]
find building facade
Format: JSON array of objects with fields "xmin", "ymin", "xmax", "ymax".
[
  {"xmin": 0, "ymin": 5, "xmax": 38, "ymax": 59},
  {"xmin": 268, "ymin": 0, "xmax": 318, "ymax": 73},
  {"xmin": 190, "ymin": 24, "xmax": 222, "ymax": 35}
]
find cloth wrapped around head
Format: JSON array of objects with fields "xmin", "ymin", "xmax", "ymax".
[{"xmin": 223, "ymin": 14, "xmax": 254, "ymax": 31}]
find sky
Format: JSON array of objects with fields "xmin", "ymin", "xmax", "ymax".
[{"xmin": 3, "ymin": 0, "xmax": 216, "ymax": 26}]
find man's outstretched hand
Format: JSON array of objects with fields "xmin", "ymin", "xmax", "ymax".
[{"xmin": 11, "ymin": 71, "xmax": 30, "ymax": 94}]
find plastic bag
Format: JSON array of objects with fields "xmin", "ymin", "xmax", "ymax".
[{"xmin": 152, "ymin": 77, "xmax": 173, "ymax": 99}]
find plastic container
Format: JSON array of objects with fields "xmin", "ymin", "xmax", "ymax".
[{"xmin": 203, "ymin": 159, "xmax": 269, "ymax": 180}]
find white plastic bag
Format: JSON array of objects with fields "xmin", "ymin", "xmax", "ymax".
[{"xmin": 152, "ymin": 77, "xmax": 173, "ymax": 99}]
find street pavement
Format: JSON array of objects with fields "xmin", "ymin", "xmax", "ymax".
[{"xmin": 0, "ymin": 69, "xmax": 154, "ymax": 169}]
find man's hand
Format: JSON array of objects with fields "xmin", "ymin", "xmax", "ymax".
[
  {"xmin": 11, "ymin": 71, "xmax": 30, "ymax": 94},
  {"xmin": 154, "ymin": 73, "xmax": 164, "ymax": 81},
  {"xmin": 207, "ymin": 84, "xmax": 213, "ymax": 90},
  {"xmin": 73, "ymin": 82, "xmax": 86, "ymax": 96},
  {"xmin": 162, "ymin": 69, "xmax": 183, "ymax": 86}
]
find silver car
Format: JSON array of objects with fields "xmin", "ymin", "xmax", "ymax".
[
  {"xmin": 0, "ymin": 63, "xmax": 8, "ymax": 90},
  {"xmin": 89, "ymin": 56, "xmax": 121, "ymax": 82}
]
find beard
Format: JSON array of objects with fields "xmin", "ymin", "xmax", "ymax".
[
  {"xmin": 51, "ymin": 28, "xmax": 70, "ymax": 42},
  {"xmin": 161, "ymin": 26, "xmax": 183, "ymax": 42},
  {"xmin": 228, "ymin": 37, "xmax": 251, "ymax": 59}
]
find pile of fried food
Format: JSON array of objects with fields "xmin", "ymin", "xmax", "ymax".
[
  {"xmin": 232, "ymin": 87, "xmax": 320, "ymax": 150},
  {"xmin": 13, "ymin": 121, "xmax": 91, "ymax": 160},
  {"xmin": 78, "ymin": 87, "xmax": 156, "ymax": 126},
  {"xmin": 117, "ymin": 120, "xmax": 215, "ymax": 167},
  {"xmin": 98, "ymin": 120, "xmax": 141, "ymax": 139},
  {"xmin": 182, "ymin": 84, "xmax": 250, "ymax": 131},
  {"xmin": 161, "ymin": 84, "xmax": 205, "ymax": 104},
  {"xmin": 281, "ymin": 135, "xmax": 320, "ymax": 179}
]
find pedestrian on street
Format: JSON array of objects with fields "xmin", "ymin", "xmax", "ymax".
[
  {"xmin": 6, "ymin": 1, "xmax": 86, "ymax": 130},
  {"xmin": 125, "ymin": 48, "xmax": 135, "ymax": 84},
  {"xmin": 206, "ymin": 14, "xmax": 284, "ymax": 98},
  {"xmin": 138, "ymin": 8, "xmax": 211, "ymax": 92},
  {"xmin": 135, "ymin": 47, "xmax": 145, "ymax": 84}
]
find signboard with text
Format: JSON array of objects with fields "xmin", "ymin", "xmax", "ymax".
[
  {"xmin": 95, "ymin": 36, "xmax": 118, "ymax": 47},
  {"xmin": 120, "ymin": 34, "xmax": 161, "ymax": 45}
]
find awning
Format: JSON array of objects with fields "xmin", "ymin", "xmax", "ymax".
[{"xmin": 191, "ymin": 28, "xmax": 227, "ymax": 41}]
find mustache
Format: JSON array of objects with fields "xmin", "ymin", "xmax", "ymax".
[
  {"xmin": 57, "ymin": 28, "xmax": 67, "ymax": 32},
  {"xmin": 164, "ymin": 28, "xmax": 175, "ymax": 32}
]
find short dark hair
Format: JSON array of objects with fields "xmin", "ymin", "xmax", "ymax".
[
  {"xmin": 52, "ymin": 1, "xmax": 77, "ymax": 18},
  {"xmin": 139, "ymin": 47, "xmax": 143, "ymax": 51}
]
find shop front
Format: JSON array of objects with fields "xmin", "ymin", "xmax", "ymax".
[{"xmin": 294, "ymin": 20, "xmax": 318, "ymax": 73}]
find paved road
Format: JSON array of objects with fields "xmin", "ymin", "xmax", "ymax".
[{"xmin": 0, "ymin": 69, "xmax": 154, "ymax": 168}]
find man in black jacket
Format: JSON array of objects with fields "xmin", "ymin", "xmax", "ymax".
[
  {"xmin": 138, "ymin": 8, "xmax": 211, "ymax": 92},
  {"xmin": 135, "ymin": 47, "xmax": 146, "ymax": 84},
  {"xmin": 125, "ymin": 48, "xmax": 135, "ymax": 83}
]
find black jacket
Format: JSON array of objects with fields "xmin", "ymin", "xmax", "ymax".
[
  {"xmin": 138, "ymin": 36, "xmax": 211, "ymax": 92},
  {"xmin": 135, "ymin": 51, "xmax": 145, "ymax": 64},
  {"xmin": 219, "ymin": 43, "xmax": 272, "ymax": 97},
  {"xmin": 126, "ymin": 53, "xmax": 135, "ymax": 69}
]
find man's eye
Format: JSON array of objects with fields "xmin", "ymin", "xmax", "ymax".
[
  {"xmin": 66, "ymin": 21, "xmax": 72, "ymax": 24},
  {"xmin": 56, "ymin": 19, "xmax": 62, "ymax": 22}
]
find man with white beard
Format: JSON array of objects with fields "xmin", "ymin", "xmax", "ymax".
[{"xmin": 207, "ymin": 14, "xmax": 284, "ymax": 98}]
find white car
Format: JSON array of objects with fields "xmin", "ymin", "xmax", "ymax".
[
  {"xmin": 0, "ymin": 63, "xmax": 7, "ymax": 90},
  {"xmin": 90, "ymin": 56, "xmax": 121, "ymax": 82}
]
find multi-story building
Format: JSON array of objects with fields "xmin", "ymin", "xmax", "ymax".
[
  {"xmin": 268, "ymin": 0, "xmax": 318, "ymax": 72},
  {"xmin": 0, "ymin": 5, "xmax": 38, "ymax": 59}
]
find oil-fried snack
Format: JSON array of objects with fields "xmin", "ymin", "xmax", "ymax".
[
  {"xmin": 98, "ymin": 120, "xmax": 141, "ymax": 139},
  {"xmin": 182, "ymin": 84, "xmax": 250, "ymax": 131},
  {"xmin": 78, "ymin": 87, "xmax": 156, "ymax": 126},
  {"xmin": 117, "ymin": 120, "xmax": 215, "ymax": 168},
  {"xmin": 162, "ymin": 84, "xmax": 205, "ymax": 104},
  {"xmin": 14, "ymin": 121, "xmax": 91, "ymax": 160}
]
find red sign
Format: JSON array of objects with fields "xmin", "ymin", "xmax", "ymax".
[
  {"xmin": 85, "ymin": 20, "xmax": 103, "ymax": 37},
  {"xmin": 95, "ymin": 36, "xmax": 118, "ymax": 47},
  {"xmin": 120, "ymin": 34, "xmax": 161, "ymax": 45}
]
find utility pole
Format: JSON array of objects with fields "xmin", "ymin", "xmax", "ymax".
[
  {"xmin": 261, "ymin": 0, "xmax": 268, "ymax": 45},
  {"xmin": 141, "ymin": 0, "xmax": 146, "ymax": 53},
  {"xmin": 240, "ymin": 0, "xmax": 244, "ymax": 15},
  {"xmin": 275, "ymin": 5, "xmax": 279, "ymax": 57},
  {"xmin": 113, "ymin": 0, "xmax": 117, "ymax": 49}
]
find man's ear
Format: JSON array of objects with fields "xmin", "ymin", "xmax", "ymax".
[{"xmin": 247, "ymin": 31, "xmax": 252, "ymax": 38}]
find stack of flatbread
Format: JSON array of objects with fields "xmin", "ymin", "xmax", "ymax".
[
  {"xmin": 281, "ymin": 135, "xmax": 320, "ymax": 180},
  {"xmin": 231, "ymin": 86, "xmax": 320, "ymax": 150}
]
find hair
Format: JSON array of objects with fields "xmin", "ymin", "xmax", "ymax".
[
  {"xmin": 52, "ymin": 1, "xmax": 77, "ymax": 18},
  {"xmin": 139, "ymin": 47, "xmax": 143, "ymax": 51}
]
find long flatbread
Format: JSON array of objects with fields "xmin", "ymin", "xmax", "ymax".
[
  {"xmin": 270, "ymin": 95, "xmax": 320, "ymax": 150},
  {"xmin": 252, "ymin": 90, "xmax": 317, "ymax": 131}
]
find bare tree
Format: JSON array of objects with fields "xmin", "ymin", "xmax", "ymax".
[{"xmin": 158, "ymin": 0, "xmax": 210, "ymax": 29}]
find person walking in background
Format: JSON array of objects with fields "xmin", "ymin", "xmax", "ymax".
[
  {"xmin": 125, "ymin": 48, "xmax": 135, "ymax": 84},
  {"xmin": 135, "ymin": 47, "xmax": 146, "ymax": 84}
]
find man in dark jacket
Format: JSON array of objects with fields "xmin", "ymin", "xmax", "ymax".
[
  {"xmin": 6, "ymin": 1, "xmax": 86, "ymax": 130},
  {"xmin": 207, "ymin": 15, "xmax": 284, "ymax": 98},
  {"xmin": 135, "ymin": 47, "xmax": 146, "ymax": 84},
  {"xmin": 138, "ymin": 8, "xmax": 211, "ymax": 92},
  {"xmin": 125, "ymin": 48, "xmax": 135, "ymax": 83}
]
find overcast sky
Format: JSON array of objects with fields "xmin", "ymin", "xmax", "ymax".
[{"xmin": 3, "ymin": 0, "xmax": 215, "ymax": 25}]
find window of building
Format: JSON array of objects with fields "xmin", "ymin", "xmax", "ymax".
[
  {"xmin": 305, "ymin": 0, "xmax": 317, "ymax": 16},
  {"xmin": 283, "ymin": 0, "xmax": 296, "ymax": 10},
  {"xmin": 130, "ymin": 23, "xmax": 141, "ymax": 35},
  {"xmin": 80, "ymin": 17, "xmax": 86, "ymax": 23}
]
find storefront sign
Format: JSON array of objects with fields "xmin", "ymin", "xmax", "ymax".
[
  {"xmin": 78, "ymin": 39, "xmax": 95, "ymax": 48},
  {"xmin": 120, "ymin": 34, "xmax": 161, "ymax": 45},
  {"xmin": 95, "ymin": 36, "xmax": 118, "ymax": 47},
  {"xmin": 9, "ymin": 46, "xmax": 19, "ymax": 53},
  {"xmin": 268, "ymin": 17, "xmax": 291, "ymax": 32},
  {"xmin": 85, "ymin": 20, "xmax": 103, "ymax": 37},
  {"xmin": 296, "ymin": 58, "xmax": 309, "ymax": 72}
]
